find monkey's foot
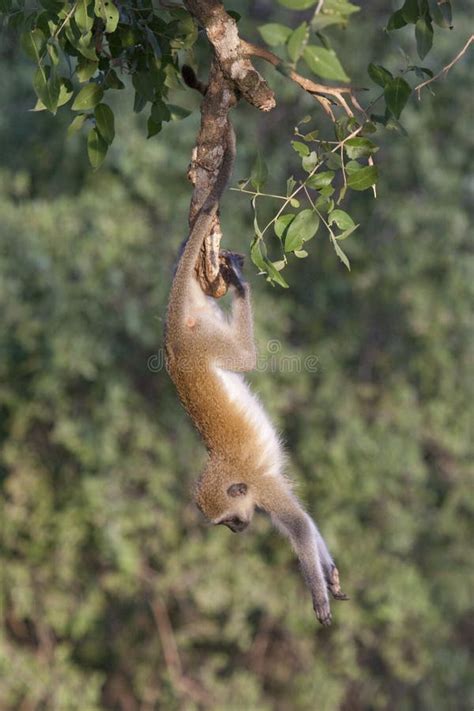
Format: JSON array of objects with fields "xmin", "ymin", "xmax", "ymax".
[
  {"xmin": 328, "ymin": 565, "xmax": 349, "ymax": 601},
  {"xmin": 313, "ymin": 599, "xmax": 332, "ymax": 626}
]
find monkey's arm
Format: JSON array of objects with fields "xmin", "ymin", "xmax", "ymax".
[
  {"xmin": 266, "ymin": 491, "xmax": 332, "ymax": 625},
  {"xmin": 193, "ymin": 285, "xmax": 257, "ymax": 372},
  {"xmin": 221, "ymin": 285, "xmax": 257, "ymax": 370}
]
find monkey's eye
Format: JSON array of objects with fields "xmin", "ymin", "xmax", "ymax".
[{"xmin": 227, "ymin": 482, "xmax": 248, "ymax": 498}]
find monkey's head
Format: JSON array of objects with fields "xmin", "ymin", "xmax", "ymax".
[{"xmin": 195, "ymin": 466, "xmax": 255, "ymax": 533}]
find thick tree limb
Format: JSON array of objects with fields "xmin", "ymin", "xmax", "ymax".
[
  {"xmin": 188, "ymin": 59, "xmax": 238, "ymax": 296},
  {"xmin": 184, "ymin": 0, "xmax": 276, "ymax": 112}
]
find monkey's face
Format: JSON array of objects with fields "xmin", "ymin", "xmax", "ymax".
[
  {"xmin": 217, "ymin": 514, "xmax": 249, "ymax": 533},
  {"xmin": 195, "ymin": 475, "xmax": 254, "ymax": 533}
]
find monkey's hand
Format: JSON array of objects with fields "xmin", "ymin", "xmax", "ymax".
[
  {"xmin": 220, "ymin": 250, "xmax": 247, "ymax": 297},
  {"xmin": 313, "ymin": 598, "xmax": 332, "ymax": 627}
]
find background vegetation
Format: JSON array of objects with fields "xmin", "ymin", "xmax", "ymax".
[{"xmin": 1, "ymin": 1, "xmax": 473, "ymax": 709}]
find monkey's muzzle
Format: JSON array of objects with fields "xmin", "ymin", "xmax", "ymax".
[{"xmin": 220, "ymin": 518, "xmax": 249, "ymax": 533}]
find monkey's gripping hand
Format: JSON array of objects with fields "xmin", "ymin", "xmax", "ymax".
[{"xmin": 220, "ymin": 250, "xmax": 247, "ymax": 297}]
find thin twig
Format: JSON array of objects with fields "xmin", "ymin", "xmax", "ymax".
[
  {"xmin": 414, "ymin": 34, "xmax": 473, "ymax": 98},
  {"xmin": 259, "ymin": 124, "xmax": 364, "ymax": 237},
  {"xmin": 149, "ymin": 597, "xmax": 212, "ymax": 707},
  {"xmin": 53, "ymin": 2, "xmax": 78, "ymax": 39}
]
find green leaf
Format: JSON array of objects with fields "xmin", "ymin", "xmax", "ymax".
[
  {"xmin": 368, "ymin": 63, "xmax": 393, "ymax": 88},
  {"xmin": 39, "ymin": 0, "xmax": 65, "ymax": 12},
  {"xmin": 66, "ymin": 26, "xmax": 98, "ymax": 61},
  {"xmin": 250, "ymin": 239, "xmax": 267, "ymax": 272},
  {"xmin": 287, "ymin": 22, "xmax": 308, "ymax": 63},
  {"xmin": 302, "ymin": 130, "xmax": 319, "ymax": 142},
  {"xmin": 77, "ymin": 58, "xmax": 98, "ymax": 83},
  {"xmin": 290, "ymin": 198, "xmax": 300, "ymax": 208},
  {"xmin": 75, "ymin": 0, "xmax": 93, "ymax": 32},
  {"xmin": 328, "ymin": 209, "xmax": 355, "ymax": 231},
  {"xmin": 277, "ymin": 0, "xmax": 317, "ymax": 9},
  {"xmin": 31, "ymin": 77, "xmax": 73, "ymax": 111},
  {"xmin": 344, "ymin": 137, "xmax": 378, "ymax": 159},
  {"xmin": 104, "ymin": 70, "xmax": 125, "ymax": 90},
  {"xmin": 306, "ymin": 171, "xmax": 335, "ymax": 189},
  {"xmin": 429, "ymin": 0, "xmax": 452, "ymax": 28},
  {"xmin": 72, "ymin": 84, "xmax": 104, "ymax": 111},
  {"xmin": 133, "ymin": 72, "xmax": 156, "ymax": 102},
  {"xmin": 387, "ymin": 9, "xmax": 407, "ymax": 30},
  {"xmin": 87, "ymin": 127, "xmax": 108, "ymax": 169},
  {"xmin": 294, "ymin": 249, "xmax": 308, "ymax": 258},
  {"xmin": 33, "ymin": 67, "xmax": 60, "ymax": 114},
  {"xmin": 147, "ymin": 117, "xmax": 162, "ymax": 138},
  {"xmin": 302, "ymin": 151, "xmax": 318, "ymax": 173},
  {"xmin": 303, "ymin": 45, "xmax": 349, "ymax": 82},
  {"xmin": 384, "ymin": 77, "xmax": 411, "ymax": 119},
  {"xmin": 347, "ymin": 165, "xmax": 378, "ymax": 191},
  {"xmin": 332, "ymin": 239, "xmax": 351, "ymax": 270},
  {"xmin": 168, "ymin": 105, "xmax": 192, "ymax": 120},
  {"xmin": 134, "ymin": 92, "xmax": 147, "ymax": 114},
  {"xmin": 415, "ymin": 17, "xmax": 433, "ymax": 60},
  {"xmin": 258, "ymin": 23, "xmax": 292, "ymax": 47},
  {"xmin": 285, "ymin": 209, "xmax": 319, "ymax": 252},
  {"xmin": 335, "ymin": 224, "xmax": 358, "ymax": 240},
  {"xmin": 67, "ymin": 114, "xmax": 88, "ymax": 138},
  {"xmin": 401, "ymin": 0, "xmax": 420, "ymax": 24},
  {"xmin": 94, "ymin": 103, "xmax": 115, "ymax": 144},
  {"xmin": 47, "ymin": 42, "xmax": 60, "ymax": 66},
  {"xmin": 291, "ymin": 141, "xmax": 310, "ymax": 157},
  {"xmin": 251, "ymin": 152, "xmax": 268, "ymax": 191},
  {"xmin": 345, "ymin": 160, "xmax": 362, "ymax": 174},
  {"xmin": 94, "ymin": 0, "xmax": 119, "ymax": 33},
  {"xmin": 151, "ymin": 99, "xmax": 171, "ymax": 123},
  {"xmin": 21, "ymin": 29, "xmax": 46, "ymax": 61},
  {"xmin": 264, "ymin": 260, "xmax": 289, "ymax": 288},
  {"xmin": 312, "ymin": 14, "xmax": 346, "ymax": 30},
  {"xmin": 274, "ymin": 214, "xmax": 296, "ymax": 239},
  {"xmin": 286, "ymin": 177, "xmax": 297, "ymax": 195}
]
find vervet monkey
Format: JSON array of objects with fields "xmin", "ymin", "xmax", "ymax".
[{"xmin": 165, "ymin": 89, "xmax": 347, "ymax": 625}]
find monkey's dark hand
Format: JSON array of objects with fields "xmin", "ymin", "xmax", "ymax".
[{"xmin": 220, "ymin": 251, "xmax": 247, "ymax": 297}]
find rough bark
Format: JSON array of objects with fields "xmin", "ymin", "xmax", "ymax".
[
  {"xmin": 184, "ymin": 0, "xmax": 275, "ymax": 112},
  {"xmin": 184, "ymin": 0, "xmax": 276, "ymax": 296}
]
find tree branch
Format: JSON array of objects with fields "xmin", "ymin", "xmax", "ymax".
[
  {"xmin": 150, "ymin": 596, "xmax": 212, "ymax": 707},
  {"xmin": 184, "ymin": 0, "xmax": 276, "ymax": 112},
  {"xmin": 186, "ymin": 59, "xmax": 238, "ymax": 296},
  {"xmin": 240, "ymin": 39, "xmax": 364, "ymax": 120},
  {"xmin": 414, "ymin": 34, "xmax": 473, "ymax": 98}
]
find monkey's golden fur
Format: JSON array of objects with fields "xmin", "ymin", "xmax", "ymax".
[{"xmin": 165, "ymin": 118, "xmax": 347, "ymax": 625}]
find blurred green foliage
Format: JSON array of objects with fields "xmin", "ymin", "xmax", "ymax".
[{"xmin": 0, "ymin": 2, "xmax": 473, "ymax": 710}]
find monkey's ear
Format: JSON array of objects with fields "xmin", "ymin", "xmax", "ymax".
[{"xmin": 227, "ymin": 483, "xmax": 248, "ymax": 498}]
